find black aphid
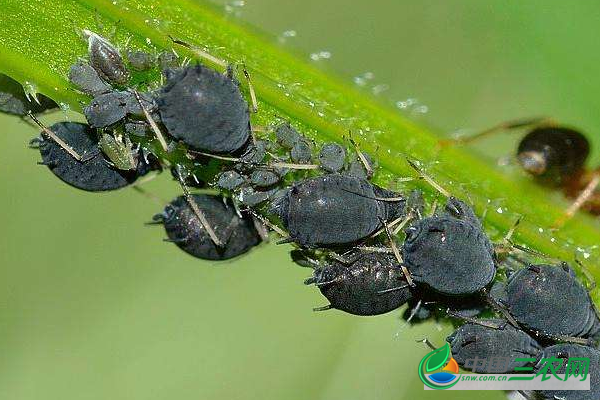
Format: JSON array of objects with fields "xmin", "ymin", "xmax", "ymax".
[
  {"xmin": 275, "ymin": 122, "xmax": 302, "ymax": 149},
  {"xmin": 68, "ymin": 62, "xmax": 112, "ymax": 97},
  {"xmin": 217, "ymin": 170, "xmax": 246, "ymax": 190},
  {"xmin": 290, "ymin": 139, "xmax": 312, "ymax": 163},
  {"xmin": 157, "ymin": 65, "xmax": 250, "ymax": 153},
  {"xmin": 0, "ymin": 74, "xmax": 57, "ymax": 115},
  {"xmin": 84, "ymin": 30, "xmax": 130, "ymax": 85},
  {"xmin": 154, "ymin": 194, "xmax": 262, "ymax": 260},
  {"xmin": 272, "ymin": 173, "xmax": 405, "ymax": 248},
  {"xmin": 533, "ymin": 343, "xmax": 600, "ymax": 400},
  {"xmin": 250, "ymin": 168, "xmax": 281, "ymax": 188},
  {"xmin": 35, "ymin": 122, "xmax": 150, "ymax": 191},
  {"xmin": 304, "ymin": 251, "xmax": 412, "ymax": 316},
  {"xmin": 493, "ymin": 264, "xmax": 600, "ymax": 341},
  {"xmin": 319, "ymin": 143, "xmax": 346, "ymax": 173},
  {"xmin": 126, "ymin": 50, "xmax": 155, "ymax": 71},
  {"xmin": 84, "ymin": 90, "xmax": 156, "ymax": 128},
  {"xmin": 447, "ymin": 319, "xmax": 541, "ymax": 373},
  {"xmin": 158, "ymin": 50, "xmax": 179, "ymax": 70},
  {"xmin": 402, "ymin": 197, "xmax": 496, "ymax": 296}
]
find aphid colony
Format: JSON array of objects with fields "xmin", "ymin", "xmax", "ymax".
[{"xmin": 3, "ymin": 31, "xmax": 599, "ymax": 399}]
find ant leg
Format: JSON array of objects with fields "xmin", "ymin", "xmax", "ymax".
[
  {"xmin": 554, "ymin": 170, "xmax": 600, "ymax": 227},
  {"xmin": 440, "ymin": 116, "xmax": 553, "ymax": 146}
]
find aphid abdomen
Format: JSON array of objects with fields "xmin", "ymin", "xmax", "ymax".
[
  {"xmin": 38, "ymin": 122, "xmax": 137, "ymax": 191},
  {"xmin": 160, "ymin": 194, "xmax": 261, "ymax": 260},
  {"xmin": 157, "ymin": 65, "xmax": 250, "ymax": 154},
  {"xmin": 284, "ymin": 174, "xmax": 381, "ymax": 247},
  {"xmin": 447, "ymin": 320, "xmax": 542, "ymax": 373},
  {"xmin": 506, "ymin": 264, "xmax": 599, "ymax": 340},
  {"xmin": 315, "ymin": 253, "xmax": 411, "ymax": 316},
  {"xmin": 404, "ymin": 218, "xmax": 495, "ymax": 296},
  {"xmin": 517, "ymin": 127, "xmax": 589, "ymax": 183},
  {"xmin": 86, "ymin": 31, "xmax": 130, "ymax": 85}
]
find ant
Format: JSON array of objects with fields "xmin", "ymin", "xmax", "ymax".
[{"xmin": 442, "ymin": 117, "xmax": 599, "ymax": 226}]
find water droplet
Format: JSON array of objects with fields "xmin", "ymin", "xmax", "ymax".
[
  {"xmin": 278, "ymin": 30, "xmax": 297, "ymax": 43},
  {"xmin": 372, "ymin": 84, "xmax": 389, "ymax": 96},
  {"xmin": 496, "ymin": 207, "xmax": 503, "ymax": 214},
  {"xmin": 310, "ymin": 51, "xmax": 332, "ymax": 61}
]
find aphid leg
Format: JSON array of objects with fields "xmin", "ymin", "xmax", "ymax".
[
  {"xmin": 547, "ymin": 334, "xmax": 594, "ymax": 346},
  {"xmin": 187, "ymin": 150, "xmax": 240, "ymax": 162},
  {"xmin": 482, "ymin": 287, "xmax": 520, "ymax": 328},
  {"xmin": 244, "ymin": 208, "xmax": 287, "ymax": 237},
  {"xmin": 495, "ymin": 216, "xmax": 522, "ymax": 258},
  {"xmin": 445, "ymin": 309, "xmax": 503, "ymax": 329},
  {"xmin": 242, "ymin": 65, "xmax": 258, "ymax": 113},
  {"xmin": 312, "ymin": 304, "xmax": 333, "ymax": 312},
  {"xmin": 250, "ymin": 216, "xmax": 270, "ymax": 242},
  {"xmin": 439, "ymin": 116, "xmax": 553, "ymax": 146},
  {"xmin": 164, "ymin": 237, "xmax": 189, "ymax": 244},
  {"xmin": 349, "ymin": 137, "xmax": 373, "ymax": 179},
  {"xmin": 415, "ymin": 337, "xmax": 438, "ymax": 351},
  {"xmin": 168, "ymin": 36, "xmax": 227, "ymax": 68},
  {"xmin": 176, "ymin": 167, "xmax": 224, "ymax": 247},
  {"xmin": 355, "ymin": 246, "xmax": 394, "ymax": 254},
  {"xmin": 270, "ymin": 161, "xmax": 319, "ymax": 170},
  {"xmin": 381, "ymin": 217, "xmax": 415, "ymax": 287},
  {"xmin": 133, "ymin": 90, "xmax": 169, "ymax": 152},
  {"xmin": 405, "ymin": 158, "xmax": 451, "ymax": 198},
  {"xmin": 377, "ymin": 284, "xmax": 409, "ymax": 295},
  {"xmin": 554, "ymin": 170, "xmax": 600, "ymax": 228},
  {"xmin": 28, "ymin": 112, "xmax": 85, "ymax": 161}
]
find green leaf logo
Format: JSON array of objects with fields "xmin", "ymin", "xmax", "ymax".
[{"xmin": 425, "ymin": 343, "xmax": 450, "ymax": 372}]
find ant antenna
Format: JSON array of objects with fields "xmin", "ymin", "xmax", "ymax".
[{"xmin": 28, "ymin": 112, "xmax": 85, "ymax": 161}]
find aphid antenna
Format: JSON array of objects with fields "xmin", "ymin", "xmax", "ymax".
[
  {"xmin": 314, "ymin": 278, "xmax": 341, "ymax": 288},
  {"xmin": 377, "ymin": 284, "xmax": 409, "ymax": 295},
  {"xmin": 349, "ymin": 136, "xmax": 373, "ymax": 178},
  {"xmin": 312, "ymin": 304, "xmax": 333, "ymax": 312},
  {"xmin": 244, "ymin": 207, "xmax": 287, "ymax": 237},
  {"xmin": 327, "ymin": 252, "xmax": 351, "ymax": 265},
  {"xmin": 168, "ymin": 35, "xmax": 228, "ymax": 68},
  {"xmin": 241, "ymin": 63, "xmax": 258, "ymax": 113},
  {"xmin": 27, "ymin": 112, "xmax": 85, "ymax": 161},
  {"xmin": 270, "ymin": 161, "xmax": 319, "ymax": 170},
  {"xmin": 509, "ymin": 242, "xmax": 562, "ymax": 264},
  {"xmin": 381, "ymin": 217, "xmax": 415, "ymax": 287},
  {"xmin": 163, "ymin": 237, "xmax": 187, "ymax": 244},
  {"xmin": 549, "ymin": 334, "xmax": 594, "ymax": 346},
  {"xmin": 415, "ymin": 337, "xmax": 438, "ymax": 351},
  {"xmin": 405, "ymin": 158, "xmax": 451, "ymax": 198},
  {"xmin": 338, "ymin": 187, "xmax": 404, "ymax": 203},
  {"xmin": 176, "ymin": 168, "xmax": 224, "ymax": 247},
  {"xmin": 429, "ymin": 198, "xmax": 439, "ymax": 217},
  {"xmin": 554, "ymin": 170, "xmax": 600, "ymax": 228},
  {"xmin": 441, "ymin": 116, "xmax": 553, "ymax": 146},
  {"xmin": 132, "ymin": 90, "xmax": 169, "ymax": 152},
  {"xmin": 495, "ymin": 216, "xmax": 523, "ymax": 256}
]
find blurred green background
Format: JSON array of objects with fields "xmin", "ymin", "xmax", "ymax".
[{"xmin": 1, "ymin": 1, "xmax": 600, "ymax": 399}]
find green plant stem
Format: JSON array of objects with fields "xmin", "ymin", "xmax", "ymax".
[{"xmin": 1, "ymin": 0, "xmax": 600, "ymax": 302}]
